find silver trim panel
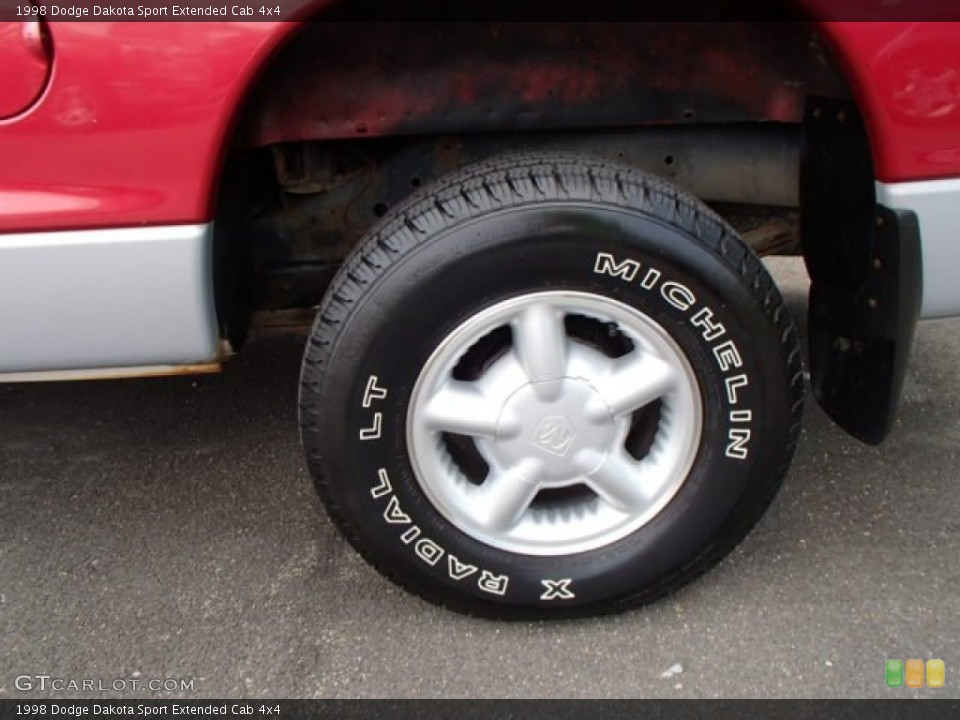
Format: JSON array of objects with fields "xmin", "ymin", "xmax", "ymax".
[
  {"xmin": 0, "ymin": 224, "xmax": 220, "ymax": 374},
  {"xmin": 876, "ymin": 179, "xmax": 960, "ymax": 320},
  {"xmin": 0, "ymin": 363, "xmax": 222, "ymax": 384}
]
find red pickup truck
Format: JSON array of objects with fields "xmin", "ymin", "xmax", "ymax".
[{"xmin": 2, "ymin": 4, "xmax": 958, "ymax": 617}]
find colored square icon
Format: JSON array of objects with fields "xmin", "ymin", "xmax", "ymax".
[
  {"xmin": 886, "ymin": 659, "xmax": 904, "ymax": 687},
  {"xmin": 906, "ymin": 659, "xmax": 925, "ymax": 688},
  {"xmin": 927, "ymin": 659, "xmax": 946, "ymax": 689}
]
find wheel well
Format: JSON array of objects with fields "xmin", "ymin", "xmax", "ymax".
[
  {"xmin": 240, "ymin": 21, "xmax": 849, "ymax": 145},
  {"xmin": 213, "ymin": 18, "xmax": 921, "ymax": 444},
  {"xmin": 214, "ymin": 19, "xmax": 855, "ymax": 312}
]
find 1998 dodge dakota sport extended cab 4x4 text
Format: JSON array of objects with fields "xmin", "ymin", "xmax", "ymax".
[{"xmin": 2, "ymin": 1, "xmax": 959, "ymax": 617}]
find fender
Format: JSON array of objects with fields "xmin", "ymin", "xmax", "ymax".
[
  {"xmin": 0, "ymin": 8, "xmax": 957, "ymax": 234},
  {"xmin": 0, "ymin": 9, "xmax": 328, "ymax": 234},
  {"xmin": 0, "ymin": 8, "xmax": 328, "ymax": 375}
]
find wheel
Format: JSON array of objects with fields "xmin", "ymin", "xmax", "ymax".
[{"xmin": 299, "ymin": 153, "xmax": 803, "ymax": 618}]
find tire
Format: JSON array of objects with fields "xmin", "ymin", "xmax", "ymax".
[{"xmin": 299, "ymin": 153, "xmax": 804, "ymax": 619}]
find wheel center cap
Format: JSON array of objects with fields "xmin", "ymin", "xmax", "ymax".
[
  {"xmin": 532, "ymin": 415, "xmax": 577, "ymax": 457},
  {"xmin": 494, "ymin": 377, "xmax": 616, "ymax": 485}
]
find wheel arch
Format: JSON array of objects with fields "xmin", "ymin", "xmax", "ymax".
[
  {"xmin": 211, "ymin": 12, "xmax": 921, "ymax": 445},
  {"xmin": 234, "ymin": 20, "xmax": 851, "ymax": 146}
]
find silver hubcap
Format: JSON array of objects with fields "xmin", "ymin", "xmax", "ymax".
[{"xmin": 406, "ymin": 291, "xmax": 702, "ymax": 555}]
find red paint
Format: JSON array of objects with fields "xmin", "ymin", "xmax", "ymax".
[
  {"xmin": 0, "ymin": 19, "xmax": 318, "ymax": 233},
  {"xmin": 816, "ymin": 21, "xmax": 960, "ymax": 181},
  {"xmin": 0, "ymin": 19, "xmax": 51, "ymax": 119},
  {"xmin": 2, "ymin": 10, "xmax": 960, "ymax": 235}
]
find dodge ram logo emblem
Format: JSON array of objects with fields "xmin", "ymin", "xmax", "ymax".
[{"xmin": 533, "ymin": 416, "xmax": 576, "ymax": 456}]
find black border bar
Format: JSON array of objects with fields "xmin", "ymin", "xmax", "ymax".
[
  {"xmin": 2, "ymin": 700, "xmax": 960, "ymax": 720},
  {"xmin": 5, "ymin": 0, "xmax": 960, "ymax": 22}
]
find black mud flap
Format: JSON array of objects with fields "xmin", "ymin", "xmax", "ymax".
[{"xmin": 802, "ymin": 99, "xmax": 923, "ymax": 445}]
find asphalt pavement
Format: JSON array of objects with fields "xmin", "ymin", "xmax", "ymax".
[{"xmin": 1, "ymin": 258, "xmax": 958, "ymax": 699}]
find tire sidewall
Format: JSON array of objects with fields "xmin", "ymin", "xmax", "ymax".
[{"xmin": 309, "ymin": 202, "xmax": 791, "ymax": 614}]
